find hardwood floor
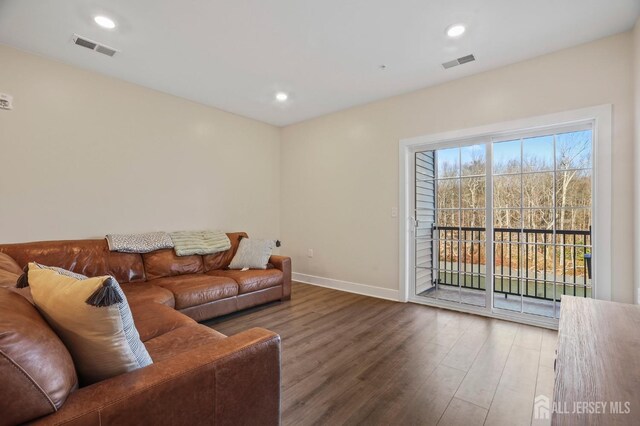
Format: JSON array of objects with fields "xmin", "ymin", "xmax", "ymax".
[{"xmin": 207, "ymin": 282, "xmax": 557, "ymax": 426}]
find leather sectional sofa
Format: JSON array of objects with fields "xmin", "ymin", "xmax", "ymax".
[{"xmin": 0, "ymin": 232, "xmax": 288, "ymax": 425}]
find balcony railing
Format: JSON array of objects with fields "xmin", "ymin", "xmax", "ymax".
[{"xmin": 433, "ymin": 226, "xmax": 592, "ymax": 301}]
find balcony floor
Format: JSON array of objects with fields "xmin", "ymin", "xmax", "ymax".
[{"xmin": 418, "ymin": 286, "xmax": 559, "ymax": 318}]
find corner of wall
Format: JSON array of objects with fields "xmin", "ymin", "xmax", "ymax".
[
  {"xmin": 276, "ymin": 125, "xmax": 285, "ymax": 253},
  {"xmin": 634, "ymin": 17, "xmax": 640, "ymax": 304}
]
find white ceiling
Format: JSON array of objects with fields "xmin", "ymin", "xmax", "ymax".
[{"xmin": 0, "ymin": 0, "xmax": 638, "ymax": 126}]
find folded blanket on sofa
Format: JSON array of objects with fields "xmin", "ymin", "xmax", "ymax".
[
  {"xmin": 106, "ymin": 232, "xmax": 174, "ymax": 253},
  {"xmin": 170, "ymin": 230, "xmax": 231, "ymax": 256}
]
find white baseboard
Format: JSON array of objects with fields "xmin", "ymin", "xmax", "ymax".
[{"xmin": 292, "ymin": 272, "xmax": 400, "ymax": 301}]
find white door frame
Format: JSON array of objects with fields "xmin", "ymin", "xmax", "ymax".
[{"xmin": 398, "ymin": 105, "xmax": 612, "ymax": 328}]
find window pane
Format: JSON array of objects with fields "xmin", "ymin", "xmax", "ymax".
[
  {"xmin": 556, "ymin": 169, "xmax": 591, "ymax": 208},
  {"xmin": 416, "ymin": 209, "xmax": 436, "ymax": 227},
  {"xmin": 461, "ymin": 209, "xmax": 486, "ymax": 229},
  {"xmin": 493, "ymin": 140, "xmax": 521, "ymax": 174},
  {"xmin": 437, "ymin": 210, "xmax": 459, "ymax": 227},
  {"xmin": 494, "ymin": 240, "xmax": 522, "ymax": 279},
  {"xmin": 437, "ymin": 179, "xmax": 460, "ymax": 209},
  {"xmin": 556, "ymin": 130, "xmax": 592, "ymax": 170},
  {"xmin": 416, "ymin": 239, "xmax": 434, "ymax": 268},
  {"xmin": 522, "ymin": 208, "xmax": 554, "ymax": 230},
  {"xmin": 461, "ymin": 145, "xmax": 485, "ymax": 176},
  {"xmin": 494, "ymin": 209, "xmax": 521, "ymax": 229},
  {"xmin": 416, "ymin": 151, "xmax": 436, "ymax": 179},
  {"xmin": 439, "ymin": 240, "xmax": 460, "ymax": 272},
  {"xmin": 523, "ymin": 135, "xmax": 554, "ymax": 172},
  {"xmin": 493, "ymin": 175, "xmax": 521, "ymax": 208},
  {"xmin": 521, "ymin": 242, "xmax": 555, "ymax": 282},
  {"xmin": 461, "ymin": 177, "xmax": 485, "ymax": 209},
  {"xmin": 416, "ymin": 228, "xmax": 433, "ymax": 238},
  {"xmin": 437, "ymin": 148, "xmax": 459, "ymax": 178},
  {"xmin": 523, "ymin": 172, "xmax": 554, "ymax": 208},
  {"xmin": 556, "ymin": 208, "xmax": 591, "ymax": 231}
]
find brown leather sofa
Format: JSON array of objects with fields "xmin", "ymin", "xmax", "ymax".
[
  {"xmin": 0, "ymin": 232, "xmax": 288, "ymax": 425},
  {"xmin": 0, "ymin": 232, "xmax": 291, "ymax": 321}
]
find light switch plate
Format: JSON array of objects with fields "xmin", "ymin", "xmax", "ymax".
[{"xmin": 391, "ymin": 207, "xmax": 398, "ymax": 218}]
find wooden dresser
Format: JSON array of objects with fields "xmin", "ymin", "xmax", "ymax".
[{"xmin": 553, "ymin": 296, "xmax": 640, "ymax": 425}]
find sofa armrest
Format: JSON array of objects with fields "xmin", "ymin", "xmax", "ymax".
[
  {"xmin": 269, "ymin": 255, "xmax": 291, "ymax": 300},
  {"xmin": 31, "ymin": 328, "xmax": 281, "ymax": 426}
]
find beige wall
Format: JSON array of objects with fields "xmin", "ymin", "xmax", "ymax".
[
  {"xmin": 0, "ymin": 44, "xmax": 281, "ymax": 243},
  {"xmin": 1, "ymin": 31, "xmax": 636, "ymax": 303},
  {"xmin": 281, "ymin": 32, "xmax": 635, "ymax": 303}
]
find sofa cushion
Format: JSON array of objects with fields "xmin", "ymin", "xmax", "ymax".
[
  {"xmin": 0, "ymin": 252, "xmax": 22, "ymax": 275},
  {"xmin": 144, "ymin": 324, "xmax": 226, "ymax": 363},
  {"xmin": 206, "ymin": 269, "xmax": 283, "ymax": 294},
  {"xmin": 0, "ymin": 288, "xmax": 78, "ymax": 425},
  {"xmin": 202, "ymin": 232, "xmax": 247, "ymax": 271},
  {"xmin": 27, "ymin": 265, "xmax": 152, "ymax": 385},
  {"xmin": 142, "ymin": 249, "xmax": 204, "ymax": 280},
  {"xmin": 150, "ymin": 274, "xmax": 239, "ymax": 309},
  {"xmin": 0, "ymin": 268, "xmax": 19, "ymax": 288},
  {"xmin": 0, "ymin": 239, "xmax": 110, "ymax": 278},
  {"xmin": 106, "ymin": 251, "xmax": 146, "ymax": 283},
  {"xmin": 130, "ymin": 302, "xmax": 196, "ymax": 342},
  {"xmin": 121, "ymin": 282, "xmax": 175, "ymax": 308},
  {"xmin": 0, "ymin": 240, "xmax": 146, "ymax": 285}
]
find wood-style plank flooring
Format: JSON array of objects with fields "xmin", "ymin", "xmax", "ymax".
[{"xmin": 207, "ymin": 282, "xmax": 557, "ymax": 426}]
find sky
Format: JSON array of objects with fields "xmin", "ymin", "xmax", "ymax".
[{"xmin": 434, "ymin": 130, "xmax": 592, "ymax": 176}]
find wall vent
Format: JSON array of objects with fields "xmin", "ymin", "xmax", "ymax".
[
  {"xmin": 72, "ymin": 34, "xmax": 118, "ymax": 57},
  {"xmin": 442, "ymin": 54, "xmax": 475, "ymax": 69}
]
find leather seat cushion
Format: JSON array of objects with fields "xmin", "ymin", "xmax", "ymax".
[
  {"xmin": 130, "ymin": 302, "xmax": 196, "ymax": 342},
  {"xmin": 0, "ymin": 288, "xmax": 78, "ymax": 425},
  {"xmin": 144, "ymin": 324, "xmax": 226, "ymax": 363},
  {"xmin": 142, "ymin": 249, "xmax": 204, "ymax": 280},
  {"xmin": 121, "ymin": 282, "xmax": 175, "ymax": 308},
  {"xmin": 149, "ymin": 274, "xmax": 239, "ymax": 309},
  {"xmin": 206, "ymin": 269, "xmax": 283, "ymax": 294}
]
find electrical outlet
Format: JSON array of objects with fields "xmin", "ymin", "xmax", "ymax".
[
  {"xmin": 391, "ymin": 207, "xmax": 398, "ymax": 218},
  {"xmin": 0, "ymin": 93, "xmax": 13, "ymax": 110},
  {"xmin": 307, "ymin": 249, "xmax": 314, "ymax": 258}
]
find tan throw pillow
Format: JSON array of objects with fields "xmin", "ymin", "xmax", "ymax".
[
  {"xmin": 228, "ymin": 238, "xmax": 276, "ymax": 270},
  {"xmin": 26, "ymin": 263, "xmax": 153, "ymax": 385}
]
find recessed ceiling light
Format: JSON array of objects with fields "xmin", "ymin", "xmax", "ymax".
[
  {"xmin": 446, "ymin": 24, "xmax": 466, "ymax": 38},
  {"xmin": 94, "ymin": 15, "xmax": 116, "ymax": 29},
  {"xmin": 275, "ymin": 92, "xmax": 288, "ymax": 102}
]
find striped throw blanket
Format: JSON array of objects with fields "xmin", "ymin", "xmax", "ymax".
[{"xmin": 169, "ymin": 230, "xmax": 231, "ymax": 256}]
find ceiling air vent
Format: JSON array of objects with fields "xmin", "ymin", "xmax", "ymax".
[
  {"xmin": 442, "ymin": 54, "xmax": 475, "ymax": 69},
  {"xmin": 72, "ymin": 34, "xmax": 118, "ymax": 57}
]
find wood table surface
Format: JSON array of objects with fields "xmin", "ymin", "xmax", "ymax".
[{"xmin": 553, "ymin": 296, "xmax": 640, "ymax": 425}]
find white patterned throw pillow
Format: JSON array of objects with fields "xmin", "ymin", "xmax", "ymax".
[{"xmin": 228, "ymin": 238, "xmax": 276, "ymax": 270}]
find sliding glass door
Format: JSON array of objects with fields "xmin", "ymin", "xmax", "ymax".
[
  {"xmin": 411, "ymin": 124, "xmax": 593, "ymax": 321},
  {"xmin": 415, "ymin": 143, "xmax": 488, "ymax": 308},
  {"xmin": 491, "ymin": 127, "xmax": 592, "ymax": 318}
]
